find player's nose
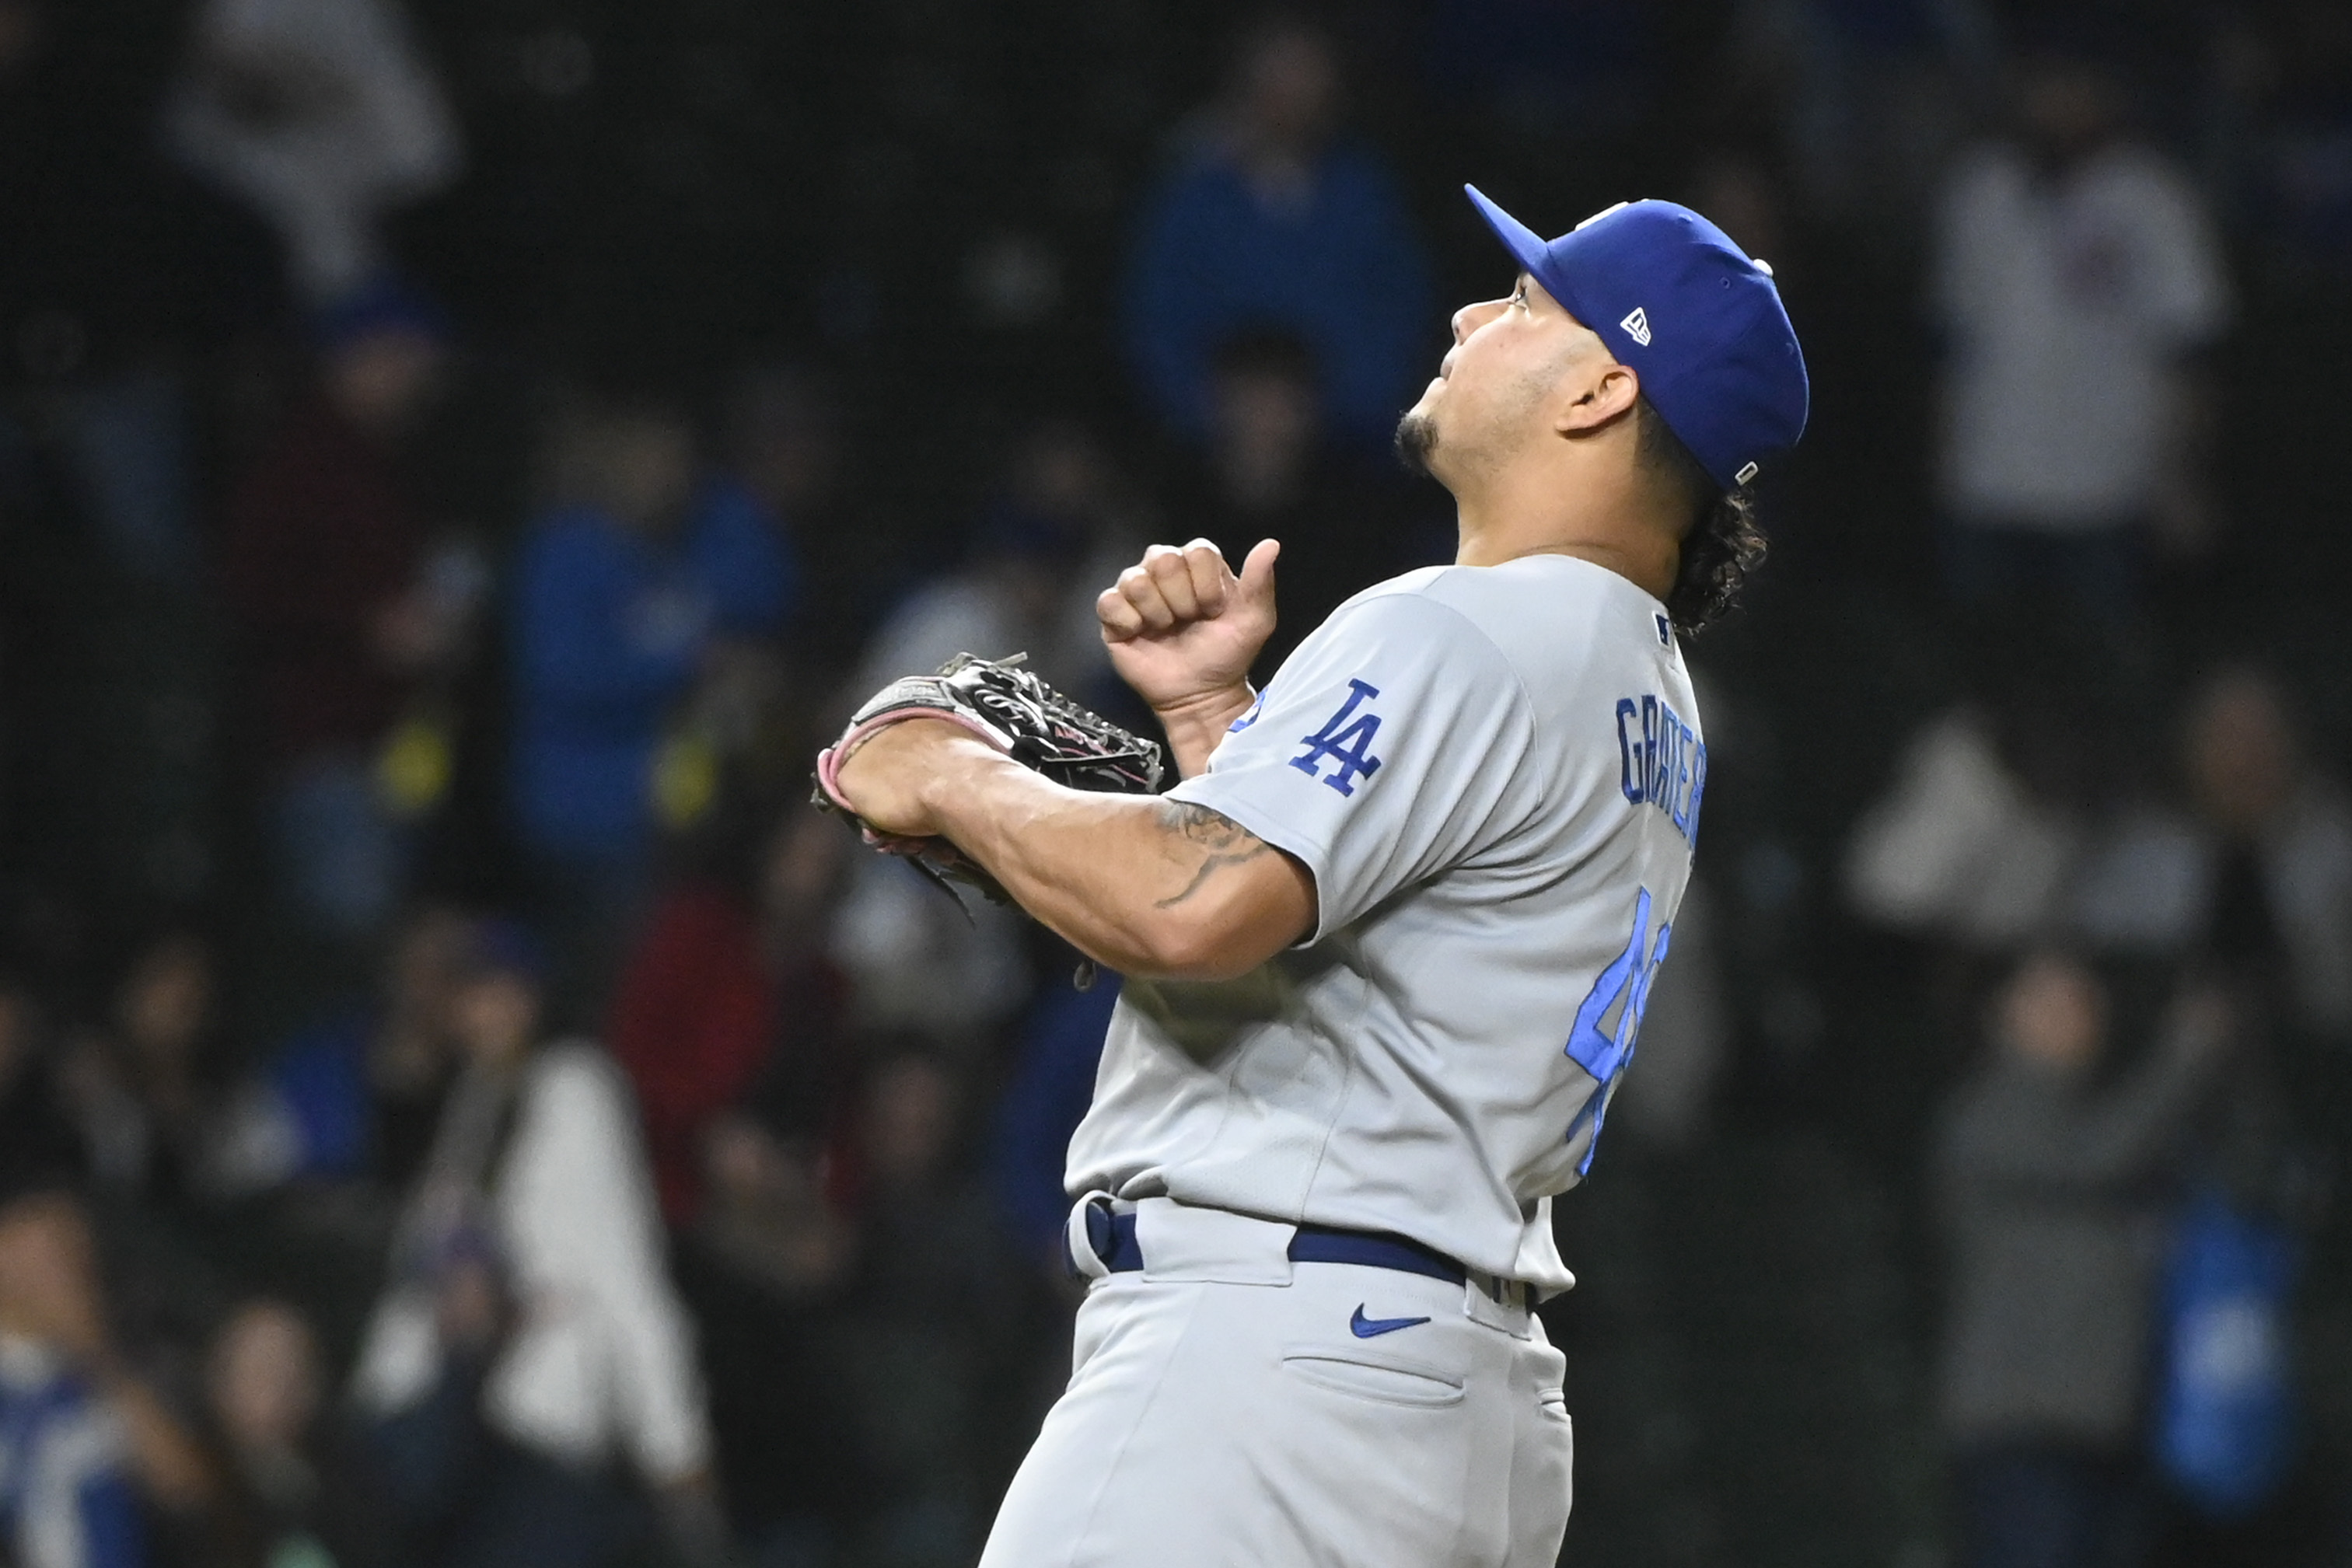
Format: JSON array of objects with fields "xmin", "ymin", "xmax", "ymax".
[{"xmin": 1451, "ymin": 297, "xmax": 1504, "ymax": 344}]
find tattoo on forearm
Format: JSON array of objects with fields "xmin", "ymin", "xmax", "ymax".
[{"xmin": 1154, "ymin": 801, "xmax": 1274, "ymax": 908}]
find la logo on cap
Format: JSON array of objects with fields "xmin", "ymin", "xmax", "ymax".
[{"xmin": 1619, "ymin": 306, "xmax": 1651, "ymax": 347}]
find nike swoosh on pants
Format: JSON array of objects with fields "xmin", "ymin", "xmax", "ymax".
[{"xmin": 1350, "ymin": 1304, "xmax": 1433, "ymax": 1338}]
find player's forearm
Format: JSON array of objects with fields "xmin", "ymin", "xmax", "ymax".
[
  {"xmin": 1151, "ymin": 683, "xmax": 1258, "ymax": 779},
  {"xmin": 917, "ymin": 746, "xmax": 1306, "ymax": 980}
]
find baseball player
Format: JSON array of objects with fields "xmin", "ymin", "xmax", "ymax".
[{"xmin": 827, "ymin": 187, "xmax": 1808, "ymax": 1566}]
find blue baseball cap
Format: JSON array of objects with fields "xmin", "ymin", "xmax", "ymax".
[{"xmin": 1463, "ymin": 186, "xmax": 1808, "ymax": 491}]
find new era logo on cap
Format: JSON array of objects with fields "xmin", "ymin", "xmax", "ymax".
[{"xmin": 1619, "ymin": 306, "xmax": 1652, "ymax": 347}]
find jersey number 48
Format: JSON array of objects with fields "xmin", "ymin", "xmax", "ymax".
[{"xmin": 1562, "ymin": 886, "xmax": 1671, "ymax": 1176}]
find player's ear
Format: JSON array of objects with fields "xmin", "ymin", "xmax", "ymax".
[{"xmin": 1555, "ymin": 362, "xmax": 1641, "ymax": 437}]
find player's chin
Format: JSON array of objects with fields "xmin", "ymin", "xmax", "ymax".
[{"xmin": 1393, "ymin": 407, "xmax": 1442, "ymax": 477}]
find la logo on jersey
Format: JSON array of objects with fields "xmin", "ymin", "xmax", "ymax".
[
  {"xmin": 1619, "ymin": 306, "xmax": 1652, "ymax": 347},
  {"xmin": 1290, "ymin": 679, "xmax": 1384, "ymax": 796}
]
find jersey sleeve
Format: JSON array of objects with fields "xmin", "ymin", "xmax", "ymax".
[{"xmin": 1166, "ymin": 588, "xmax": 1541, "ymax": 942}]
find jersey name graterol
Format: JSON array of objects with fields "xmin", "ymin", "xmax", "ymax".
[
  {"xmin": 1616, "ymin": 691, "xmax": 1706, "ymax": 847},
  {"xmin": 1064, "ymin": 556, "xmax": 1703, "ymax": 1295}
]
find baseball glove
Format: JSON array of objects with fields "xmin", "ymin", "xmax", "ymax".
[{"xmin": 813, "ymin": 652, "xmax": 1165, "ymax": 905}]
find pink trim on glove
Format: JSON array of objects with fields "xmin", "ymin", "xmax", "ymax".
[{"xmin": 813, "ymin": 707, "xmax": 1010, "ymax": 830}]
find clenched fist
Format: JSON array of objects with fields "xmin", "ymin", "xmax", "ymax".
[{"xmin": 1098, "ymin": 538, "xmax": 1278, "ymax": 714}]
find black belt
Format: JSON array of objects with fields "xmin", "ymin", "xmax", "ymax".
[{"xmin": 1069, "ymin": 1203, "xmax": 1517, "ymax": 1302}]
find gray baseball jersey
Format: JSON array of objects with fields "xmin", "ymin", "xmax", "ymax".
[{"xmin": 1065, "ymin": 553, "xmax": 1707, "ymax": 1293}]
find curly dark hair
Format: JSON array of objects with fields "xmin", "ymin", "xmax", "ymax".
[{"xmin": 1635, "ymin": 396, "xmax": 1767, "ymax": 634}]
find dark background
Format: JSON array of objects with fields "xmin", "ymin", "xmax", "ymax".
[{"xmin": 3, "ymin": 2, "xmax": 2351, "ymax": 1566}]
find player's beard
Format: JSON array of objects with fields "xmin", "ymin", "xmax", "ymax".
[{"xmin": 1393, "ymin": 410, "xmax": 1438, "ymax": 477}]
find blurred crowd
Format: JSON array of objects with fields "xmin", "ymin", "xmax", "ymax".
[{"xmin": 3, "ymin": 1, "xmax": 2351, "ymax": 1566}]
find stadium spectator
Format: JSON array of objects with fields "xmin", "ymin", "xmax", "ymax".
[
  {"xmin": 201, "ymin": 1298, "xmax": 387, "ymax": 1568},
  {"xmin": 718, "ymin": 361, "xmax": 875, "ymax": 672},
  {"xmin": 1844, "ymin": 687, "xmax": 2106, "ymax": 959},
  {"xmin": 2172, "ymin": 667, "xmax": 2352, "ymax": 1038},
  {"xmin": 221, "ymin": 282, "xmax": 460, "ymax": 941},
  {"xmin": 610, "ymin": 812, "xmax": 851, "ymax": 1225},
  {"xmin": 1163, "ymin": 327, "xmax": 1429, "ymax": 673},
  {"xmin": 0, "ymin": 1318, "xmax": 151, "ymax": 1568},
  {"xmin": 690, "ymin": 1116, "xmax": 849, "ymax": 1313},
  {"xmin": 1850, "ymin": 668, "xmax": 2352, "ymax": 1044},
  {"xmin": 1934, "ymin": 953, "xmax": 2231, "ymax": 1568},
  {"xmin": 54, "ymin": 929, "xmax": 231, "ymax": 1206},
  {"xmin": 1123, "ymin": 11, "xmax": 1430, "ymax": 446},
  {"xmin": 610, "ymin": 882, "xmax": 776, "ymax": 1225},
  {"xmin": 0, "ymin": 1196, "xmax": 216, "ymax": 1568},
  {"xmin": 831, "ymin": 1048, "xmax": 1024, "ymax": 1568},
  {"xmin": 208, "ymin": 905, "xmax": 468, "ymax": 1199},
  {"xmin": 1929, "ymin": 41, "xmax": 2231, "ymax": 653},
  {"xmin": 163, "ymin": 0, "xmax": 460, "ymax": 305},
  {"xmin": 509, "ymin": 393, "xmax": 793, "ymax": 972},
  {"xmin": 675, "ymin": 1114, "xmax": 872, "ymax": 1563},
  {"xmin": 351, "ymin": 917, "xmax": 722, "ymax": 1568}
]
